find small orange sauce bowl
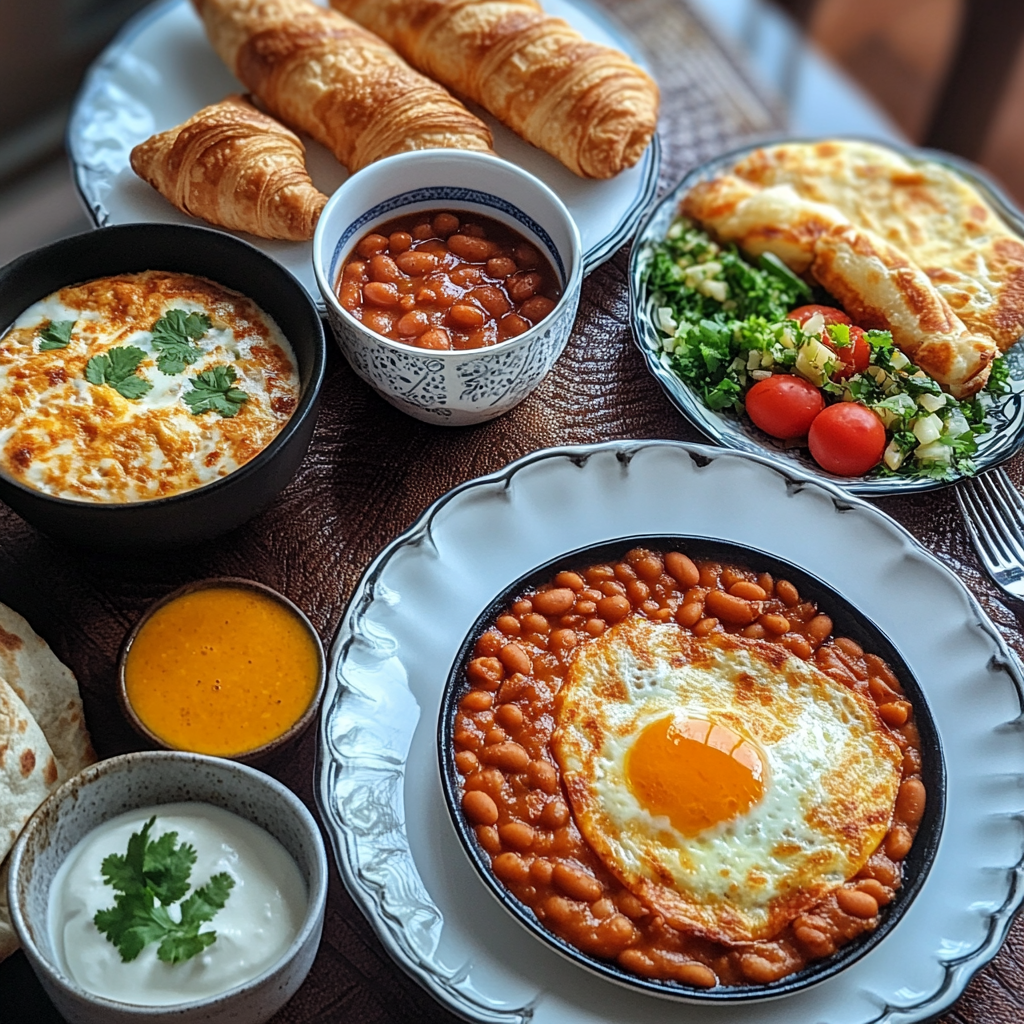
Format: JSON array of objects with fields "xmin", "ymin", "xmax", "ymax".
[{"xmin": 118, "ymin": 577, "xmax": 326, "ymax": 764}]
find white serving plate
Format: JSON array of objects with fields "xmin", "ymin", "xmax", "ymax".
[
  {"xmin": 317, "ymin": 439, "xmax": 1024, "ymax": 1024},
  {"xmin": 68, "ymin": 0, "xmax": 660, "ymax": 310}
]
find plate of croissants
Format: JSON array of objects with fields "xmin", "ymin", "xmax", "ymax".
[{"xmin": 68, "ymin": 0, "xmax": 662, "ymax": 309}]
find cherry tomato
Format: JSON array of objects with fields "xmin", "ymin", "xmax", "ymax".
[
  {"xmin": 786, "ymin": 305, "xmax": 852, "ymax": 327},
  {"xmin": 822, "ymin": 324, "xmax": 871, "ymax": 380},
  {"xmin": 745, "ymin": 375, "xmax": 825, "ymax": 440},
  {"xmin": 807, "ymin": 403, "xmax": 887, "ymax": 476}
]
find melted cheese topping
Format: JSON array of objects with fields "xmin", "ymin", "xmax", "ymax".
[{"xmin": 0, "ymin": 272, "xmax": 300, "ymax": 502}]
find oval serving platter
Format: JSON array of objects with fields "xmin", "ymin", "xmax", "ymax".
[
  {"xmin": 628, "ymin": 137, "xmax": 1024, "ymax": 497},
  {"xmin": 317, "ymin": 438, "xmax": 1024, "ymax": 1024}
]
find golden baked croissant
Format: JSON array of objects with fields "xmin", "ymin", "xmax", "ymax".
[
  {"xmin": 130, "ymin": 94, "xmax": 326, "ymax": 241},
  {"xmin": 330, "ymin": 0, "xmax": 660, "ymax": 179},
  {"xmin": 192, "ymin": 0, "xmax": 494, "ymax": 173}
]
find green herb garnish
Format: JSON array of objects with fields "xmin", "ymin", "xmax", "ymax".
[
  {"xmin": 39, "ymin": 319, "xmax": 75, "ymax": 351},
  {"xmin": 151, "ymin": 309, "xmax": 211, "ymax": 374},
  {"xmin": 84, "ymin": 346, "xmax": 153, "ymax": 400},
  {"xmin": 93, "ymin": 817, "xmax": 234, "ymax": 964},
  {"xmin": 182, "ymin": 365, "xmax": 248, "ymax": 417}
]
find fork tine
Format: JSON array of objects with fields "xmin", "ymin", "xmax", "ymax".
[
  {"xmin": 974, "ymin": 472, "xmax": 1024, "ymax": 557},
  {"xmin": 957, "ymin": 483, "xmax": 1012, "ymax": 569},
  {"xmin": 988, "ymin": 468, "xmax": 1024, "ymax": 520}
]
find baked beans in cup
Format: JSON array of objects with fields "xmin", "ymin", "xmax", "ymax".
[
  {"xmin": 339, "ymin": 211, "xmax": 563, "ymax": 351},
  {"xmin": 438, "ymin": 537, "xmax": 944, "ymax": 1002},
  {"xmin": 313, "ymin": 150, "xmax": 583, "ymax": 426}
]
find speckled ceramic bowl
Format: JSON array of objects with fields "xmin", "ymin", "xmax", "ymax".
[
  {"xmin": 8, "ymin": 751, "xmax": 328, "ymax": 1024},
  {"xmin": 313, "ymin": 150, "xmax": 583, "ymax": 425},
  {"xmin": 116, "ymin": 577, "xmax": 326, "ymax": 765}
]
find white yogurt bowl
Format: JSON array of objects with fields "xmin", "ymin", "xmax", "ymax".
[
  {"xmin": 313, "ymin": 150, "xmax": 583, "ymax": 425},
  {"xmin": 8, "ymin": 752, "xmax": 327, "ymax": 1024}
]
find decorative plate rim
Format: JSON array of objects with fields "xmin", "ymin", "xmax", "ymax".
[
  {"xmin": 627, "ymin": 135, "xmax": 1024, "ymax": 497},
  {"xmin": 316, "ymin": 438, "xmax": 1024, "ymax": 1024}
]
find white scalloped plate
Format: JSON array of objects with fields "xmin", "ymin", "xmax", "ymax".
[
  {"xmin": 317, "ymin": 440, "xmax": 1024, "ymax": 1024},
  {"xmin": 67, "ymin": 0, "xmax": 660, "ymax": 310}
]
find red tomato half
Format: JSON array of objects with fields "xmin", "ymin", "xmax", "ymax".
[
  {"xmin": 786, "ymin": 305, "xmax": 852, "ymax": 327},
  {"xmin": 808, "ymin": 403, "xmax": 887, "ymax": 476},
  {"xmin": 822, "ymin": 324, "xmax": 871, "ymax": 380},
  {"xmin": 745, "ymin": 375, "xmax": 825, "ymax": 440}
]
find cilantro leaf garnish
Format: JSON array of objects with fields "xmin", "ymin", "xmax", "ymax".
[
  {"xmin": 151, "ymin": 309, "xmax": 211, "ymax": 374},
  {"xmin": 183, "ymin": 365, "xmax": 248, "ymax": 417},
  {"xmin": 84, "ymin": 345, "xmax": 153, "ymax": 400},
  {"xmin": 93, "ymin": 817, "xmax": 234, "ymax": 965},
  {"xmin": 39, "ymin": 319, "xmax": 75, "ymax": 351}
]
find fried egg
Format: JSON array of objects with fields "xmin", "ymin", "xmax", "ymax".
[{"xmin": 551, "ymin": 617, "xmax": 903, "ymax": 944}]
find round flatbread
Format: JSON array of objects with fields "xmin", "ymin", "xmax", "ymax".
[
  {"xmin": 0, "ymin": 603, "xmax": 95, "ymax": 960},
  {"xmin": 0, "ymin": 677, "xmax": 61, "ymax": 959},
  {"xmin": 0, "ymin": 603, "xmax": 94, "ymax": 778}
]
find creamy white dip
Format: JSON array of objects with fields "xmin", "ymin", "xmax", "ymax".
[{"xmin": 48, "ymin": 802, "xmax": 307, "ymax": 1006}]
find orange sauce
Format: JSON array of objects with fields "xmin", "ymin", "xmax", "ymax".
[{"xmin": 124, "ymin": 586, "xmax": 320, "ymax": 756}]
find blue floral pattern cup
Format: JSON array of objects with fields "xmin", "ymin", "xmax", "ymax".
[{"xmin": 314, "ymin": 151, "xmax": 583, "ymax": 425}]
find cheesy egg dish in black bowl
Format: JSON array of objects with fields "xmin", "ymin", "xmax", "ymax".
[
  {"xmin": 0, "ymin": 223, "xmax": 325, "ymax": 548},
  {"xmin": 438, "ymin": 536, "xmax": 945, "ymax": 1002}
]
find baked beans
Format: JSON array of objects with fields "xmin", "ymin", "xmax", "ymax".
[
  {"xmin": 338, "ymin": 211, "xmax": 562, "ymax": 351},
  {"xmin": 451, "ymin": 547, "xmax": 926, "ymax": 988}
]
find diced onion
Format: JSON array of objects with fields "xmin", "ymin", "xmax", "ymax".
[
  {"xmin": 883, "ymin": 441, "xmax": 904, "ymax": 471},
  {"xmin": 913, "ymin": 413, "xmax": 943, "ymax": 445},
  {"xmin": 656, "ymin": 307, "xmax": 678, "ymax": 335},
  {"xmin": 915, "ymin": 440, "xmax": 952, "ymax": 464},
  {"xmin": 918, "ymin": 392, "xmax": 946, "ymax": 412}
]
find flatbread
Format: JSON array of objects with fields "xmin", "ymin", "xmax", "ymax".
[
  {"xmin": 0, "ymin": 604, "xmax": 95, "ymax": 960},
  {"xmin": 729, "ymin": 140, "xmax": 1024, "ymax": 352},
  {"xmin": 0, "ymin": 677, "xmax": 61, "ymax": 959},
  {"xmin": 681, "ymin": 174, "xmax": 998, "ymax": 396},
  {"xmin": 0, "ymin": 603, "xmax": 95, "ymax": 777}
]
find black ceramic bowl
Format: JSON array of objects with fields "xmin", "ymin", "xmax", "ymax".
[
  {"xmin": 0, "ymin": 223, "xmax": 325, "ymax": 548},
  {"xmin": 438, "ymin": 536, "xmax": 945, "ymax": 1004}
]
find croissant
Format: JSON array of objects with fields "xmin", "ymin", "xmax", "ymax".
[
  {"xmin": 192, "ymin": 0, "xmax": 494, "ymax": 173},
  {"xmin": 329, "ymin": 0, "xmax": 660, "ymax": 179},
  {"xmin": 130, "ymin": 95, "xmax": 326, "ymax": 241}
]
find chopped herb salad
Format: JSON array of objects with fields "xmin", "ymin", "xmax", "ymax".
[{"xmin": 645, "ymin": 216, "xmax": 1010, "ymax": 480}]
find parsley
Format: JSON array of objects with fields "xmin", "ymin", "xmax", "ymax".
[
  {"xmin": 93, "ymin": 817, "xmax": 234, "ymax": 965},
  {"xmin": 183, "ymin": 365, "xmax": 249, "ymax": 417},
  {"xmin": 39, "ymin": 319, "xmax": 75, "ymax": 351},
  {"xmin": 986, "ymin": 354, "xmax": 1011, "ymax": 396},
  {"xmin": 151, "ymin": 309, "xmax": 211, "ymax": 374},
  {"xmin": 84, "ymin": 346, "xmax": 153, "ymax": 400}
]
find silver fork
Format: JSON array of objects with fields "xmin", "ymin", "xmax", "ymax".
[{"xmin": 956, "ymin": 467, "xmax": 1024, "ymax": 601}]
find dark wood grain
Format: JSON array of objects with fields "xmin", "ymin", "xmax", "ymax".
[{"xmin": 2, "ymin": 0, "xmax": 1022, "ymax": 1020}]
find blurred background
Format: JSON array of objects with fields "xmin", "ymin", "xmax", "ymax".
[{"xmin": 1, "ymin": 0, "xmax": 1022, "ymax": 265}]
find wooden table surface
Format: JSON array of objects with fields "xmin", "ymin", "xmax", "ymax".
[{"xmin": 2, "ymin": 0, "xmax": 1023, "ymax": 1020}]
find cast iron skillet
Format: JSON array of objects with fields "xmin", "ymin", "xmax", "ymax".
[
  {"xmin": 0, "ymin": 223, "xmax": 325, "ymax": 548},
  {"xmin": 438, "ymin": 536, "xmax": 945, "ymax": 1004}
]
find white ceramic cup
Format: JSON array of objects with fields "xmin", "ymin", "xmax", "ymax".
[{"xmin": 313, "ymin": 150, "xmax": 583, "ymax": 426}]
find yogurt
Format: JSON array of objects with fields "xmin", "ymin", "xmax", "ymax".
[{"xmin": 48, "ymin": 803, "xmax": 306, "ymax": 1006}]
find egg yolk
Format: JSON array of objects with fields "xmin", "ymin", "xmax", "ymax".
[{"xmin": 625, "ymin": 716, "xmax": 765, "ymax": 835}]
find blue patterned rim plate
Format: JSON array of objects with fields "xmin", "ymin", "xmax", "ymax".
[
  {"xmin": 317, "ymin": 439, "xmax": 1024, "ymax": 1024},
  {"xmin": 628, "ymin": 136, "xmax": 1024, "ymax": 496},
  {"xmin": 66, "ymin": 0, "xmax": 661, "ymax": 310}
]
